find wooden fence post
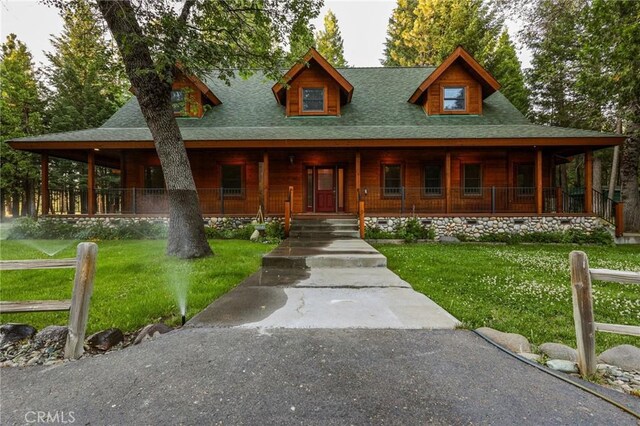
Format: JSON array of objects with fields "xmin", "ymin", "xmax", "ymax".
[
  {"xmin": 64, "ymin": 242, "xmax": 98, "ymax": 359},
  {"xmin": 570, "ymin": 250, "xmax": 596, "ymax": 376}
]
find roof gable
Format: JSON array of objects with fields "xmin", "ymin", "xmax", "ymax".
[
  {"xmin": 272, "ymin": 48, "xmax": 354, "ymax": 106},
  {"xmin": 176, "ymin": 64, "xmax": 222, "ymax": 107},
  {"xmin": 408, "ymin": 46, "xmax": 500, "ymax": 104}
]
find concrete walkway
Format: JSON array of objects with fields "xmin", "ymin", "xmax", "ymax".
[{"xmin": 189, "ymin": 238, "xmax": 460, "ymax": 329}]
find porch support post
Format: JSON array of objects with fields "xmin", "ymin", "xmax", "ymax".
[
  {"xmin": 445, "ymin": 151, "xmax": 452, "ymax": 213},
  {"xmin": 355, "ymin": 151, "xmax": 361, "ymax": 192},
  {"xmin": 535, "ymin": 148, "xmax": 543, "ymax": 215},
  {"xmin": 41, "ymin": 154, "xmax": 49, "ymax": 216},
  {"xmin": 584, "ymin": 149, "xmax": 593, "ymax": 214},
  {"xmin": 263, "ymin": 151, "xmax": 269, "ymax": 214},
  {"xmin": 87, "ymin": 150, "xmax": 96, "ymax": 216}
]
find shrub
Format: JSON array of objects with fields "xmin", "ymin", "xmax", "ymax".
[
  {"xmin": 265, "ymin": 221, "xmax": 285, "ymax": 241},
  {"xmin": 364, "ymin": 225, "xmax": 396, "ymax": 240}
]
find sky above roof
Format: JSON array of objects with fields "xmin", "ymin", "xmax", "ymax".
[{"xmin": 0, "ymin": 0, "xmax": 532, "ymax": 69}]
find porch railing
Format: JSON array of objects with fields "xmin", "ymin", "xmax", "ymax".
[{"xmin": 360, "ymin": 187, "xmax": 562, "ymax": 215}]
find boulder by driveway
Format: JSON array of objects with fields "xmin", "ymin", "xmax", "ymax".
[
  {"xmin": 476, "ymin": 327, "xmax": 531, "ymax": 353},
  {"xmin": 599, "ymin": 345, "xmax": 640, "ymax": 371}
]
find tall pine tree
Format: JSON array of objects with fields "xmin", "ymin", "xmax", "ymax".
[
  {"xmin": 44, "ymin": 0, "xmax": 130, "ymax": 211},
  {"xmin": 485, "ymin": 30, "xmax": 529, "ymax": 114},
  {"xmin": 0, "ymin": 34, "xmax": 43, "ymax": 217},
  {"xmin": 45, "ymin": 0, "xmax": 129, "ymax": 132},
  {"xmin": 315, "ymin": 10, "xmax": 347, "ymax": 67},
  {"xmin": 382, "ymin": 0, "xmax": 529, "ymax": 114},
  {"xmin": 382, "ymin": 0, "xmax": 418, "ymax": 66}
]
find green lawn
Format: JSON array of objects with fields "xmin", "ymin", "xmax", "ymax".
[
  {"xmin": 0, "ymin": 240, "xmax": 275, "ymax": 333},
  {"xmin": 377, "ymin": 243, "xmax": 640, "ymax": 352}
]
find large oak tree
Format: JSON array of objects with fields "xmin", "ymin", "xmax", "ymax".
[{"xmin": 47, "ymin": 0, "xmax": 321, "ymax": 258}]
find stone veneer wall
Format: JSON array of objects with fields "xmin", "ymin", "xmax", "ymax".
[
  {"xmin": 365, "ymin": 216, "xmax": 608, "ymax": 240},
  {"xmin": 42, "ymin": 215, "xmax": 606, "ymax": 239},
  {"xmin": 45, "ymin": 216, "xmax": 281, "ymax": 231}
]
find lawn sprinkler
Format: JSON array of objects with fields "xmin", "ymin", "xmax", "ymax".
[{"xmin": 181, "ymin": 314, "xmax": 186, "ymax": 326}]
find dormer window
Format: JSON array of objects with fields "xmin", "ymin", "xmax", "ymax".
[
  {"xmin": 443, "ymin": 87, "xmax": 466, "ymax": 111},
  {"xmin": 272, "ymin": 48, "xmax": 353, "ymax": 117},
  {"xmin": 409, "ymin": 46, "xmax": 501, "ymax": 116},
  {"xmin": 302, "ymin": 88, "xmax": 326, "ymax": 113},
  {"xmin": 171, "ymin": 89, "xmax": 187, "ymax": 115}
]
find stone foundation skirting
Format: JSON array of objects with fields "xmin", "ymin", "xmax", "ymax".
[
  {"xmin": 365, "ymin": 216, "xmax": 608, "ymax": 239},
  {"xmin": 44, "ymin": 216, "xmax": 282, "ymax": 231}
]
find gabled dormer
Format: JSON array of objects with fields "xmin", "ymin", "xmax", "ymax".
[
  {"xmin": 170, "ymin": 65, "xmax": 222, "ymax": 118},
  {"xmin": 408, "ymin": 46, "xmax": 500, "ymax": 116},
  {"xmin": 272, "ymin": 48, "xmax": 353, "ymax": 117}
]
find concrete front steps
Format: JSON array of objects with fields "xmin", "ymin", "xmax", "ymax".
[
  {"xmin": 288, "ymin": 217, "xmax": 360, "ymax": 239},
  {"xmin": 260, "ymin": 215, "xmax": 386, "ymax": 284}
]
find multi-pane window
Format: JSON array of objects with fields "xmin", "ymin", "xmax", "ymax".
[
  {"xmin": 221, "ymin": 165, "xmax": 243, "ymax": 196},
  {"xmin": 463, "ymin": 163, "xmax": 482, "ymax": 195},
  {"xmin": 171, "ymin": 89, "xmax": 186, "ymax": 115},
  {"xmin": 443, "ymin": 87, "xmax": 466, "ymax": 111},
  {"xmin": 515, "ymin": 163, "xmax": 535, "ymax": 197},
  {"xmin": 144, "ymin": 166, "xmax": 165, "ymax": 188},
  {"xmin": 302, "ymin": 88, "xmax": 325, "ymax": 112},
  {"xmin": 423, "ymin": 164, "xmax": 443, "ymax": 196},
  {"xmin": 383, "ymin": 164, "xmax": 402, "ymax": 197}
]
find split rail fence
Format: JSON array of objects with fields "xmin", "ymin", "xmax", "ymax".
[
  {"xmin": 570, "ymin": 250, "xmax": 640, "ymax": 376},
  {"xmin": 0, "ymin": 242, "xmax": 98, "ymax": 359}
]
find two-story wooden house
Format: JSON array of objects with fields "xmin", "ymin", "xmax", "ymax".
[{"xmin": 9, "ymin": 47, "xmax": 625, "ymax": 237}]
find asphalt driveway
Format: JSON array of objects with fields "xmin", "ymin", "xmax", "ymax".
[{"xmin": 2, "ymin": 328, "xmax": 639, "ymax": 425}]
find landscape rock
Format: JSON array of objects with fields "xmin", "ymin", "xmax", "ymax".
[
  {"xmin": 518, "ymin": 352, "xmax": 542, "ymax": 363},
  {"xmin": 438, "ymin": 236, "xmax": 460, "ymax": 244},
  {"xmin": 476, "ymin": 327, "xmax": 531, "ymax": 353},
  {"xmin": 0, "ymin": 324, "xmax": 36, "ymax": 347},
  {"xmin": 547, "ymin": 359, "xmax": 579, "ymax": 373},
  {"xmin": 133, "ymin": 323, "xmax": 172, "ymax": 345},
  {"xmin": 33, "ymin": 326, "xmax": 68, "ymax": 350},
  {"xmin": 598, "ymin": 345, "xmax": 640, "ymax": 371},
  {"xmin": 87, "ymin": 328, "xmax": 124, "ymax": 351},
  {"xmin": 539, "ymin": 342, "xmax": 578, "ymax": 362}
]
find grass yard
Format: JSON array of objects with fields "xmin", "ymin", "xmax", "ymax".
[
  {"xmin": 377, "ymin": 243, "xmax": 640, "ymax": 352},
  {"xmin": 0, "ymin": 240, "xmax": 275, "ymax": 334}
]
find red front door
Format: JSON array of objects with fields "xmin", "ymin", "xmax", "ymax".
[{"xmin": 316, "ymin": 167, "xmax": 336, "ymax": 212}]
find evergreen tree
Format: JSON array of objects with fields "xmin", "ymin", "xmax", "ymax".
[
  {"xmin": 577, "ymin": 0, "xmax": 640, "ymax": 231},
  {"xmin": 382, "ymin": 0, "xmax": 529, "ymax": 114},
  {"xmin": 0, "ymin": 34, "xmax": 43, "ymax": 217},
  {"xmin": 406, "ymin": 0, "xmax": 503, "ymax": 66},
  {"xmin": 485, "ymin": 30, "xmax": 529, "ymax": 114},
  {"xmin": 45, "ymin": 0, "xmax": 129, "ymax": 132},
  {"xmin": 315, "ymin": 10, "xmax": 347, "ymax": 67},
  {"xmin": 382, "ymin": 0, "xmax": 418, "ymax": 66},
  {"xmin": 44, "ymin": 0, "xmax": 130, "ymax": 211},
  {"xmin": 289, "ymin": 15, "xmax": 315, "ymax": 60}
]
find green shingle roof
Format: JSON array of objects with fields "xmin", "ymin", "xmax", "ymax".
[{"xmin": 11, "ymin": 67, "xmax": 619, "ymax": 143}]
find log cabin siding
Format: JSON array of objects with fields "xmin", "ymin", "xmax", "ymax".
[
  {"xmin": 424, "ymin": 62, "xmax": 482, "ymax": 115},
  {"xmin": 287, "ymin": 66, "xmax": 341, "ymax": 116},
  {"xmin": 172, "ymin": 74, "xmax": 204, "ymax": 118},
  {"xmin": 121, "ymin": 148, "xmax": 554, "ymax": 215}
]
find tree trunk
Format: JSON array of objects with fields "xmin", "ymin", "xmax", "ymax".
[
  {"xmin": 608, "ymin": 117, "xmax": 622, "ymax": 200},
  {"xmin": 97, "ymin": 0, "xmax": 211, "ymax": 258},
  {"xmin": 560, "ymin": 163, "xmax": 568, "ymax": 192},
  {"xmin": 608, "ymin": 146, "xmax": 620, "ymax": 199},
  {"xmin": 620, "ymin": 130, "xmax": 640, "ymax": 232},
  {"xmin": 592, "ymin": 156, "xmax": 601, "ymax": 212}
]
